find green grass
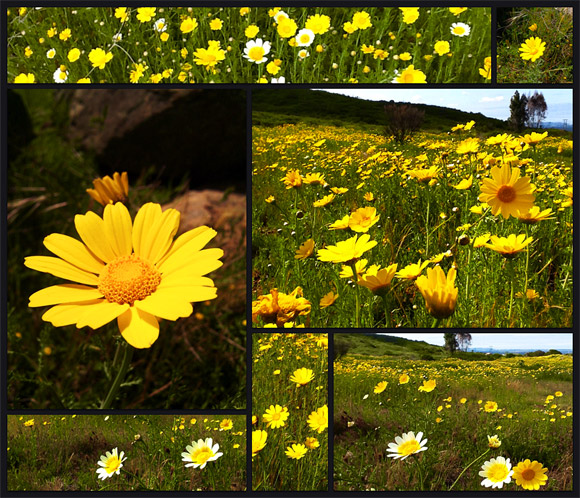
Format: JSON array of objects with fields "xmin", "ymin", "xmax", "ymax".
[
  {"xmin": 252, "ymin": 333, "xmax": 328, "ymax": 491},
  {"xmin": 497, "ymin": 8, "xmax": 573, "ymax": 83},
  {"xmin": 7, "ymin": 414, "xmax": 246, "ymax": 491},
  {"xmin": 334, "ymin": 343, "xmax": 573, "ymax": 491},
  {"xmin": 251, "ymin": 94, "xmax": 573, "ymax": 328},
  {"xmin": 8, "ymin": 7, "xmax": 490, "ymax": 83},
  {"xmin": 7, "ymin": 88, "xmax": 246, "ymax": 409}
]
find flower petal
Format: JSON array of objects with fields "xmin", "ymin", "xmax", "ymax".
[
  {"xmin": 132, "ymin": 203, "xmax": 162, "ymax": 260},
  {"xmin": 160, "ymin": 248, "xmax": 224, "ymax": 278},
  {"xmin": 75, "ymin": 211, "xmax": 118, "ymax": 263},
  {"xmin": 103, "ymin": 202, "xmax": 133, "ymax": 257},
  {"xmin": 156, "ymin": 226, "xmax": 211, "ymax": 267},
  {"xmin": 41, "ymin": 299, "xmax": 105, "ymax": 327},
  {"xmin": 29, "ymin": 284, "xmax": 103, "ymax": 307},
  {"xmin": 134, "ymin": 292, "xmax": 193, "ymax": 320},
  {"xmin": 118, "ymin": 307, "xmax": 159, "ymax": 349},
  {"xmin": 25, "ymin": 256, "xmax": 99, "ymax": 285},
  {"xmin": 76, "ymin": 300, "xmax": 129, "ymax": 329},
  {"xmin": 140, "ymin": 208, "xmax": 181, "ymax": 264},
  {"xmin": 154, "ymin": 284, "xmax": 217, "ymax": 303},
  {"xmin": 157, "ymin": 227, "xmax": 219, "ymax": 274},
  {"xmin": 43, "ymin": 233, "xmax": 105, "ymax": 274}
]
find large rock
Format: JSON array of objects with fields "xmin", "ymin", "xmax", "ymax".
[{"xmin": 68, "ymin": 89, "xmax": 246, "ymax": 191}]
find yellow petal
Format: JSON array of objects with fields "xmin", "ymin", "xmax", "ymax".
[
  {"xmin": 43, "ymin": 233, "xmax": 105, "ymax": 274},
  {"xmin": 76, "ymin": 300, "xmax": 128, "ymax": 329},
  {"xmin": 157, "ymin": 227, "xmax": 217, "ymax": 273},
  {"xmin": 132, "ymin": 203, "xmax": 162, "ymax": 260},
  {"xmin": 103, "ymin": 202, "xmax": 133, "ymax": 257},
  {"xmin": 139, "ymin": 208, "xmax": 180, "ymax": 264},
  {"xmin": 134, "ymin": 293, "xmax": 193, "ymax": 320},
  {"xmin": 118, "ymin": 307, "xmax": 159, "ymax": 349},
  {"xmin": 74, "ymin": 211, "xmax": 118, "ymax": 263},
  {"xmin": 160, "ymin": 248, "xmax": 223, "ymax": 277},
  {"xmin": 42, "ymin": 299, "xmax": 104, "ymax": 327},
  {"xmin": 24, "ymin": 256, "xmax": 99, "ymax": 285},
  {"xmin": 158, "ymin": 275, "xmax": 214, "ymax": 288},
  {"xmin": 154, "ymin": 284, "xmax": 217, "ymax": 303},
  {"xmin": 156, "ymin": 226, "xmax": 212, "ymax": 267},
  {"xmin": 29, "ymin": 284, "xmax": 103, "ymax": 307}
]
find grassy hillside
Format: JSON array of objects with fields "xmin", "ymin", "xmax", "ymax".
[
  {"xmin": 253, "ymin": 89, "xmax": 512, "ymax": 134},
  {"xmin": 334, "ymin": 334, "xmax": 512, "ymax": 361}
]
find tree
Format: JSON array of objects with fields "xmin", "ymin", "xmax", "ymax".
[
  {"xmin": 384, "ymin": 102, "xmax": 425, "ymax": 143},
  {"xmin": 508, "ymin": 91, "xmax": 528, "ymax": 132},
  {"xmin": 526, "ymin": 91, "xmax": 548, "ymax": 129},
  {"xmin": 444, "ymin": 333, "xmax": 458, "ymax": 355},
  {"xmin": 455, "ymin": 333, "xmax": 472, "ymax": 351}
]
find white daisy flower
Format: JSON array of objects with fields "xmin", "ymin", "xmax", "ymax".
[
  {"xmin": 181, "ymin": 438, "xmax": 223, "ymax": 469},
  {"xmin": 450, "ymin": 22, "xmax": 471, "ymax": 36},
  {"xmin": 479, "ymin": 456, "xmax": 513, "ymax": 489},
  {"xmin": 296, "ymin": 28, "xmax": 315, "ymax": 47},
  {"xmin": 386, "ymin": 431, "xmax": 428, "ymax": 460},
  {"xmin": 243, "ymin": 38, "xmax": 270, "ymax": 64},
  {"xmin": 96, "ymin": 448, "xmax": 126, "ymax": 480}
]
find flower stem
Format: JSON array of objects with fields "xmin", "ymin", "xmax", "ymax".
[
  {"xmin": 431, "ymin": 318, "xmax": 442, "ymax": 328},
  {"xmin": 350, "ymin": 262, "xmax": 361, "ymax": 328},
  {"xmin": 448, "ymin": 448, "xmax": 490, "ymax": 491},
  {"xmin": 101, "ymin": 342, "xmax": 134, "ymax": 409},
  {"xmin": 507, "ymin": 260, "xmax": 515, "ymax": 325},
  {"xmin": 425, "ymin": 194, "xmax": 431, "ymax": 257},
  {"xmin": 382, "ymin": 294, "xmax": 392, "ymax": 328},
  {"xmin": 121, "ymin": 468, "xmax": 148, "ymax": 490}
]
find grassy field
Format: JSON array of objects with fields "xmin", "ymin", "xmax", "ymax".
[
  {"xmin": 334, "ymin": 336, "xmax": 573, "ymax": 491},
  {"xmin": 252, "ymin": 333, "xmax": 328, "ymax": 490},
  {"xmin": 7, "ymin": 89, "xmax": 246, "ymax": 409},
  {"xmin": 252, "ymin": 91, "xmax": 573, "ymax": 329},
  {"xmin": 497, "ymin": 7, "xmax": 573, "ymax": 84},
  {"xmin": 8, "ymin": 7, "xmax": 490, "ymax": 83},
  {"xmin": 7, "ymin": 414, "xmax": 246, "ymax": 491}
]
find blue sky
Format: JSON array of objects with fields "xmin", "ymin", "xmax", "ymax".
[
  {"xmin": 318, "ymin": 89, "xmax": 573, "ymax": 124},
  {"xmin": 380, "ymin": 333, "xmax": 573, "ymax": 350}
]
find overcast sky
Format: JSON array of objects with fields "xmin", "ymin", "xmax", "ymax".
[
  {"xmin": 380, "ymin": 333, "xmax": 573, "ymax": 350},
  {"xmin": 318, "ymin": 89, "xmax": 573, "ymax": 123}
]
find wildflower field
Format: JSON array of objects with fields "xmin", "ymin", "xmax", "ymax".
[
  {"xmin": 334, "ymin": 341, "xmax": 573, "ymax": 491},
  {"xmin": 497, "ymin": 7, "xmax": 573, "ymax": 84},
  {"xmin": 7, "ymin": 414, "xmax": 246, "ymax": 491},
  {"xmin": 8, "ymin": 6, "xmax": 490, "ymax": 83},
  {"xmin": 252, "ymin": 333, "xmax": 328, "ymax": 490},
  {"xmin": 252, "ymin": 94, "xmax": 573, "ymax": 329},
  {"xmin": 7, "ymin": 89, "xmax": 246, "ymax": 409}
]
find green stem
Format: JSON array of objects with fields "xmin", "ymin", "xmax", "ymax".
[
  {"xmin": 382, "ymin": 294, "xmax": 392, "ymax": 328},
  {"xmin": 100, "ymin": 343, "xmax": 134, "ymax": 409},
  {"xmin": 121, "ymin": 468, "xmax": 148, "ymax": 490},
  {"xmin": 448, "ymin": 448, "xmax": 490, "ymax": 491},
  {"xmin": 350, "ymin": 261, "xmax": 361, "ymax": 328},
  {"xmin": 431, "ymin": 318, "xmax": 442, "ymax": 328},
  {"xmin": 425, "ymin": 194, "xmax": 431, "ymax": 257},
  {"xmin": 416, "ymin": 456, "xmax": 425, "ymax": 490},
  {"xmin": 507, "ymin": 260, "xmax": 515, "ymax": 325}
]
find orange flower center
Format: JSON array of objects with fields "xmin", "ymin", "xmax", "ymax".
[
  {"xmin": 521, "ymin": 468, "xmax": 536, "ymax": 481},
  {"xmin": 98, "ymin": 254, "xmax": 161, "ymax": 305},
  {"xmin": 398, "ymin": 439, "xmax": 421, "ymax": 456},
  {"xmin": 497, "ymin": 185, "xmax": 516, "ymax": 203}
]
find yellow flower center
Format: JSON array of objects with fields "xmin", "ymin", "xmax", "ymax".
[
  {"xmin": 488, "ymin": 462, "xmax": 510, "ymax": 482},
  {"xmin": 98, "ymin": 254, "xmax": 161, "ymax": 305},
  {"xmin": 398, "ymin": 439, "xmax": 420, "ymax": 456},
  {"xmin": 249, "ymin": 46, "xmax": 265, "ymax": 61},
  {"xmin": 497, "ymin": 185, "xmax": 516, "ymax": 203},
  {"xmin": 104, "ymin": 456, "xmax": 121, "ymax": 473},
  {"xmin": 522, "ymin": 468, "xmax": 536, "ymax": 481},
  {"xmin": 300, "ymin": 34, "xmax": 310, "ymax": 43},
  {"xmin": 271, "ymin": 412, "xmax": 281, "ymax": 421},
  {"xmin": 454, "ymin": 27, "xmax": 465, "ymax": 35},
  {"xmin": 192, "ymin": 447, "xmax": 213, "ymax": 465}
]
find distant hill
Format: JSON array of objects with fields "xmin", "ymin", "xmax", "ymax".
[{"xmin": 253, "ymin": 89, "xmax": 512, "ymax": 134}]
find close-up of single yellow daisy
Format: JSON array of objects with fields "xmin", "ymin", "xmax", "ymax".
[
  {"xmin": 86, "ymin": 172, "xmax": 129, "ymax": 206},
  {"xmin": 415, "ymin": 266, "xmax": 458, "ymax": 320},
  {"xmin": 348, "ymin": 206, "xmax": 380, "ymax": 232},
  {"xmin": 295, "ymin": 239, "xmax": 315, "ymax": 260},
  {"xmin": 285, "ymin": 443, "xmax": 308, "ymax": 460},
  {"xmin": 484, "ymin": 234, "xmax": 534, "ymax": 257},
  {"xmin": 479, "ymin": 163, "xmax": 535, "ymax": 219},
  {"xmin": 317, "ymin": 234, "xmax": 377, "ymax": 264},
  {"xmin": 358, "ymin": 264, "xmax": 398, "ymax": 296},
  {"xmin": 386, "ymin": 431, "xmax": 428, "ymax": 460},
  {"xmin": 394, "ymin": 65, "xmax": 427, "ymax": 83},
  {"xmin": 252, "ymin": 430, "xmax": 268, "ymax": 457},
  {"xmin": 307, "ymin": 405, "xmax": 328, "ymax": 433},
  {"xmin": 251, "ymin": 287, "xmax": 311, "ymax": 326},
  {"xmin": 374, "ymin": 381, "xmax": 388, "ymax": 394},
  {"xmin": 418, "ymin": 379, "xmax": 436, "ymax": 392},
  {"xmin": 24, "ymin": 202, "xmax": 223, "ymax": 349},
  {"xmin": 512, "ymin": 460, "xmax": 548, "ymax": 490},
  {"xmin": 290, "ymin": 367, "xmax": 315, "ymax": 386},
  {"xmin": 395, "ymin": 259, "xmax": 429, "ymax": 281},
  {"xmin": 519, "ymin": 36, "xmax": 546, "ymax": 62},
  {"xmin": 262, "ymin": 404, "xmax": 289, "ymax": 429}
]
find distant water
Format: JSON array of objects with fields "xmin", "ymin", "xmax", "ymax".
[{"xmin": 469, "ymin": 348, "xmax": 573, "ymax": 354}]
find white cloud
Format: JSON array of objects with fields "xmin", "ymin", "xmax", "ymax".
[
  {"xmin": 409, "ymin": 94, "xmax": 423, "ymax": 103},
  {"xmin": 479, "ymin": 96, "xmax": 504, "ymax": 103}
]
